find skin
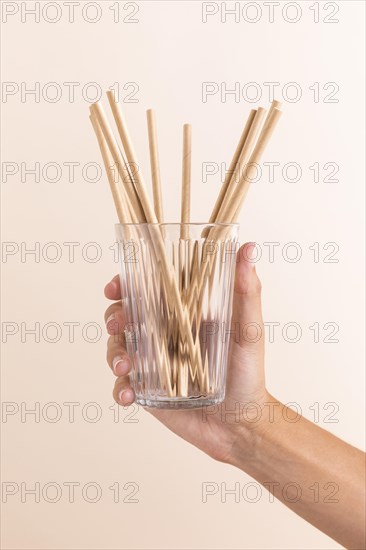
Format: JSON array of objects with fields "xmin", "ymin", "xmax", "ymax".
[{"xmin": 104, "ymin": 243, "xmax": 365, "ymax": 550}]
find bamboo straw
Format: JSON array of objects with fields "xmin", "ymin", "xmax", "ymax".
[
  {"xmin": 179, "ymin": 123, "xmax": 193, "ymax": 315},
  {"xmin": 181, "ymin": 124, "xmax": 191, "ymax": 239},
  {"xmin": 106, "ymin": 91, "xmax": 157, "ymax": 223},
  {"xmin": 209, "ymin": 109, "xmax": 257, "ymax": 223},
  {"xmin": 89, "ymin": 95, "xmax": 282, "ymax": 401},
  {"xmin": 102, "ymin": 95, "xmax": 205, "ymax": 392},
  {"xmin": 201, "ymin": 108, "xmax": 264, "ymax": 306},
  {"xmin": 89, "ymin": 114, "xmax": 129, "ymax": 224},
  {"xmin": 262, "ymin": 99, "xmax": 282, "ymax": 132},
  {"xmin": 210, "ymin": 101, "xmax": 280, "ymax": 225},
  {"xmin": 91, "ymin": 112, "xmax": 175, "ymax": 396},
  {"xmin": 215, "ymin": 107, "xmax": 267, "ymax": 222},
  {"xmin": 188, "ymin": 107, "xmax": 266, "ymax": 313},
  {"xmin": 89, "ymin": 103, "xmax": 146, "ymax": 222},
  {"xmin": 136, "ymin": 254, "xmax": 175, "ymax": 397},
  {"xmin": 147, "ymin": 109, "xmax": 164, "ymax": 223},
  {"xmin": 209, "ymin": 102, "xmax": 280, "ymax": 231},
  {"xmin": 187, "ymin": 104, "xmax": 282, "ymax": 313},
  {"xmin": 178, "ymin": 123, "xmax": 192, "ymax": 393},
  {"xmin": 229, "ymin": 107, "xmax": 282, "ymax": 222},
  {"xmin": 91, "ymin": 115, "xmax": 140, "ymax": 224}
]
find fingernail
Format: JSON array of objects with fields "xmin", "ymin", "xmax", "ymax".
[
  {"xmin": 119, "ymin": 389, "xmax": 134, "ymax": 405},
  {"xmin": 113, "ymin": 356, "xmax": 129, "ymax": 376},
  {"xmin": 106, "ymin": 314, "xmax": 117, "ymax": 333}
]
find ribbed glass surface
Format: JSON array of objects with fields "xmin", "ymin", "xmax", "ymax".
[{"xmin": 116, "ymin": 223, "xmax": 238, "ymax": 409}]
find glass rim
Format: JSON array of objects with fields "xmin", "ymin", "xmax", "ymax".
[{"xmin": 115, "ymin": 222, "xmax": 239, "ymax": 228}]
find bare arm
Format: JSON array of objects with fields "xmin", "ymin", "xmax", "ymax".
[
  {"xmin": 230, "ymin": 396, "xmax": 366, "ymax": 549},
  {"xmin": 105, "ymin": 242, "xmax": 366, "ymax": 549}
]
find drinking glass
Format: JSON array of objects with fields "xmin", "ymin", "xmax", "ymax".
[{"xmin": 115, "ymin": 222, "xmax": 239, "ymax": 409}]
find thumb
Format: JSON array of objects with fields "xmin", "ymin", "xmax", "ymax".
[
  {"xmin": 226, "ymin": 242, "xmax": 265, "ymax": 401},
  {"xmin": 232, "ymin": 242, "xmax": 264, "ymax": 350}
]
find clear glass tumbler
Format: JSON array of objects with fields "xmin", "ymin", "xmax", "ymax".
[{"xmin": 115, "ymin": 223, "xmax": 239, "ymax": 409}]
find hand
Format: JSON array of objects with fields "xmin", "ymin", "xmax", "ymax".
[
  {"xmin": 105, "ymin": 242, "xmax": 366, "ymax": 549},
  {"xmin": 104, "ymin": 242, "xmax": 270, "ymax": 464}
]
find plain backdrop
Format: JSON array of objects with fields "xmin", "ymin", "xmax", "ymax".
[{"xmin": 1, "ymin": 1, "xmax": 365, "ymax": 549}]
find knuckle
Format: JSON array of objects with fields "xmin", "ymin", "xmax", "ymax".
[
  {"xmin": 112, "ymin": 377, "xmax": 130, "ymax": 403},
  {"xmin": 106, "ymin": 336, "xmax": 126, "ymax": 367},
  {"xmin": 235, "ymin": 274, "xmax": 262, "ymax": 297},
  {"xmin": 104, "ymin": 301, "xmax": 122, "ymax": 324}
]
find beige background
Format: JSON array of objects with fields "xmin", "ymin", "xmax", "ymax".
[{"xmin": 1, "ymin": 1, "xmax": 365, "ymax": 549}]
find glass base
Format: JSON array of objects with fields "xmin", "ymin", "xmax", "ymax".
[{"xmin": 136, "ymin": 395, "xmax": 224, "ymax": 409}]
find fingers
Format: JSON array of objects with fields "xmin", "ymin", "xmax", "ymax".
[
  {"xmin": 104, "ymin": 301, "xmax": 127, "ymax": 335},
  {"xmin": 225, "ymin": 242, "xmax": 266, "ymax": 403},
  {"xmin": 113, "ymin": 376, "xmax": 135, "ymax": 406},
  {"xmin": 105, "ymin": 275, "xmax": 134, "ymax": 406},
  {"xmin": 232, "ymin": 242, "xmax": 264, "ymax": 353},
  {"xmin": 104, "ymin": 275, "xmax": 121, "ymax": 300},
  {"xmin": 106, "ymin": 334, "xmax": 131, "ymax": 377},
  {"xmin": 105, "ymin": 310, "xmax": 134, "ymax": 402},
  {"xmin": 104, "ymin": 297, "xmax": 130, "ymax": 377}
]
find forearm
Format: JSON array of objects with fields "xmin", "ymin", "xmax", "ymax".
[{"xmin": 230, "ymin": 396, "xmax": 366, "ymax": 549}]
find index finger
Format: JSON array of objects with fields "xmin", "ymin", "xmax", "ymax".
[{"xmin": 104, "ymin": 275, "xmax": 121, "ymax": 300}]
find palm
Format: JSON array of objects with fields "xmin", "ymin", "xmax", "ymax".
[
  {"xmin": 106, "ymin": 243, "xmax": 265, "ymax": 464},
  {"xmin": 148, "ymin": 337, "xmax": 266, "ymax": 463}
]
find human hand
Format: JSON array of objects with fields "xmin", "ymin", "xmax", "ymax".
[
  {"xmin": 105, "ymin": 243, "xmax": 366, "ymax": 550},
  {"xmin": 104, "ymin": 242, "xmax": 270, "ymax": 464}
]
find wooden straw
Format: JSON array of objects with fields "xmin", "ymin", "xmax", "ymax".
[
  {"xmin": 187, "ymin": 104, "xmax": 282, "ymax": 313},
  {"xmin": 262, "ymin": 99, "xmax": 282, "ymax": 132},
  {"xmin": 89, "ymin": 114, "xmax": 128, "ymax": 224},
  {"xmin": 89, "ymin": 102, "xmax": 146, "ymax": 222},
  {"xmin": 106, "ymin": 91, "xmax": 157, "ymax": 223},
  {"xmin": 90, "ymin": 95, "xmax": 282, "ymax": 399},
  {"xmin": 178, "ymin": 123, "xmax": 192, "ymax": 392},
  {"xmin": 91, "ymin": 108, "xmax": 176, "ymax": 396},
  {"xmin": 229, "ymin": 108, "xmax": 282, "ymax": 222},
  {"xmin": 181, "ymin": 124, "xmax": 191, "ymax": 239},
  {"xmin": 215, "ymin": 107, "xmax": 267, "ymax": 222},
  {"xmin": 147, "ymin": 109, "xmax": 164, "ymax": 223},
  {"xmin": 104, "ymin": 94, "xmax": 205, "ymax": 392},
  {"xmin": 209, "ymin": 109, "xmax": 257, "ymax": 223},
  {"xmin": 212, "ymin": 99, "xmax": 282, "ymax": 226},
  {"xmin": 91, "ymin": 116, "xmax": 139, "ymax": 224},
  {"xmin": 193, "ymin": 108, "xmax": 266, "ymax": 305},
  {"xmin": 219, "ymin": 101, "xmax": 281, "ymax": 223}
]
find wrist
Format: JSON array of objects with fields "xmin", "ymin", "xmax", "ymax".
[{"xmin": 227, "ymin": 393, "xmax": 283, "ymax": 469}]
